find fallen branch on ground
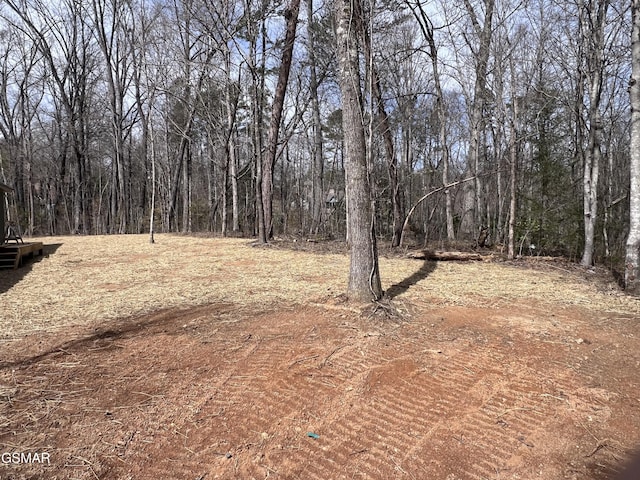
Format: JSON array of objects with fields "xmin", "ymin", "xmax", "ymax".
[{"xmin": 407, "ymin": 250, "xmax": 486, "ymax": 261}]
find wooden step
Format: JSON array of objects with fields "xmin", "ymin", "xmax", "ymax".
[
  {"xmin": 0, "ymin": 242, "xmax": 42, "ymax": 269},
  {"xmin": 0, "ymin": 250, "xmax": 18, "ymax": 269}
]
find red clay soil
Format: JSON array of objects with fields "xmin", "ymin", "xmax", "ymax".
[{"xmin": 1, "ymin": 301, "xmax": 639, "ymax": 480}]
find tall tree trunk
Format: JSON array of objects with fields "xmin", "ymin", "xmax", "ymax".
[
  {"xmin": 508, "ymin": 95, "xmax": 518, "ymax": 260},
  {"xmin": 149, "ymin": 118, "xmax": 157, "ymax": 244},
  {"xmin": 461, "ymin": 0, "xmax": 494, "ymax": 239},
  {"xmin": 230, "ymin": 135, "xmax": 240, "ymax": 232},
  {"xmin": 248, "ymin": 1, "xmax": 267, "ymax": 242},
  {"xmin": 261, "ymin": 0, "xmax": 301, "ymax": 240},
  {"xmin": 225, "ymin": 52, "xmax": 240, "ymax": 233},
  {"xmin": 580, "ymin": 0, "xmax": 608, "ymax": 266},
  {"xmin": 627, "ymin": 0, "xmax": 640, "ymax": 294},
  {"xmin": 182, "ymin": 144, "xmax": 192, "ymax": 233},
  {"xmin": 221, "ymin": 157, "xmax": 228, "ymax": 236},
  {"xmin": 308, "ymin": 0, "xmax": 324, "ymax": 236},
  {"xmin": 357, "ymin": 10, "xmax": 402, "ymax": 247},
  {"xmin": 336, "ymin": 0, "xmax": 382, "ymax": 302}
]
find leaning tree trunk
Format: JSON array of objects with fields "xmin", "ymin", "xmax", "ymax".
[
  {"xmin": 261, "ymin": 0, "xmax": 301, "ymax": 240},
  {"xmin": 627, "ymin": 0, "xmax": 640, "ymax": 294},
  {"xmin": 336, "ymin": 0, "xmax": 382, "ymax": 302}
]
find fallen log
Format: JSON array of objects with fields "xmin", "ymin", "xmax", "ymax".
[{"xmin": 408, "ymin": 250, "xmax": 485, "ymax": 261}]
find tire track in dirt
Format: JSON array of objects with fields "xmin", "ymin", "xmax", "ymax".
[
  {"xmin": 81, "ymin": 305, "xmax": 638, "ymax": 480},
  {"xmin": 162, "ymin": 334, "xmax": 576, "ymax": 480},
  {"xmin": 294, "ymin": 343, "xmax": 507, "ymax": 479},
  {"xmin": 172, "ymin": 338, "xmax": 346, "ymax": 478},
  {"xmin": 201, "ymin": 341, "xmax": 298, "ymax": 431},
  {"xmin": 401, "ymin": 350, "xmax": 525, "ymax": 478},
  {"xmin": 418, "ymin": 351, "xmax": 572, "ymax": 480},
  {"xmin": 301, "ymin": 339, "xmax": 570, "ymax": 480},
  {"xmin": 286, "ymin": 343, "xmax": 391, "ymax": 479},
  {"xmin": 121, "ymin": 334, "xmax": 284, "ymax": 478}
]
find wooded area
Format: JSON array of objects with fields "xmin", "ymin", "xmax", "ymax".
[{"xmin": 0, "ymin": 0, "xmax": 638, "ymax": 288}]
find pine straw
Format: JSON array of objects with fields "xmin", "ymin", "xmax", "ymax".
[{"xmin": 0, "ymin": 234, "xmax": 638, "ymax": 339}]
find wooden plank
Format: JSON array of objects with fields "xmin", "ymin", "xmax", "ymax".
[
  {"xmin": 0, "ymin": 242, "xmax": 44, "ymax": 269},
  {"xmin": 17, "ymin": 242, "xmax": 43, "ymax": 256}
]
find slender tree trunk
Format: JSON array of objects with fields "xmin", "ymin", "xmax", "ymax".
[
  {"xmin": 308, "ymin": 0, "xmax": 324, "ymax": 236},
  {"xmin": 580, "ymin": 0, "xmax": 608, "ymax": 266},
  {"xmin": 493, "ymin": 48, "xmax": 505, "ymax": 243},
  {"xmin": 149, "ymin": 118, "xmax": 157, "ymax": 244},
  {"xmin": 231, "ymin": 137, "xmax": 239, "ymax": 232},
  {"xmin": 461, "ymin": 0, "xmax": 494, "ymax": 239},
  {"xmin": 627, "ymin": 0, "xmax": 640, "ymax": 294},
  {"xmin": 248, "ymin": 2, "xmax": 268, "ymax": 242},
  {"xmin": 27, "ymin": 173, "xmax": 34, "ymax": 235},
  {"xmin": 181, "ymin": 12, "xmax": 193, "ymax": 235},
  {"xmin": 227, "ymin": 62, "xmax": 240, "ymax": 233},
  {"xmin": 261, "ymin": 0, "xmax": 301, "ymax": 240},
  {"xmin": 182, "ymin": 143, "xmax": 192, "ymax": 233},
  {"xmin": 443, "ymin": 128, "xmax": 454, "ymax": 241},
  {"xmin": 508, "ymin": 98, "xmax": 518, "ymax": 260},
  {"xmin": 206, "ymin": 132, "xmax": 216, "ymax": 231},
  {"xmin": 336, "ymin": 0, "xmax": 382, "ymax": 302},
  {"xmin": 357, "ymin": 10, "xmax": 402, "ymax": 247},
  {"xmin": 221, "ymin": 157, "xmax": 228, "ymax": 236}
]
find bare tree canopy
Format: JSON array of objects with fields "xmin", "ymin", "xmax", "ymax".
[{"xmin": 0, "ymin": 0, "xmax": 636, "ymax": 293}]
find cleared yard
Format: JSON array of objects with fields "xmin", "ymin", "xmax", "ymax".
[{"xmin": 1, "ymin": 234, "xmax": 639, "ymax": 479}]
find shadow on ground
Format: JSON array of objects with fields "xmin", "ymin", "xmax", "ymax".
[
  {"xmin": 386, "ymin": 260, "xmax": 437, "ymax": 299},
  {"xmin": 0, "ymin": 243, "xmax": 62, "ymax": 294},
  {"xmin": 0, "ymin": 303, "xmax": 232, "ymax": 370}
]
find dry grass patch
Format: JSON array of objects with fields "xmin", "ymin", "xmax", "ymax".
[{"xmin": 0, "ymin": 234, "xmax": 637, "ymax": 339}]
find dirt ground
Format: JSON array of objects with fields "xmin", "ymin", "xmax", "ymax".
[{"xmin": 1, "ymin": 235, "xmax": 640, "ymax": 479}]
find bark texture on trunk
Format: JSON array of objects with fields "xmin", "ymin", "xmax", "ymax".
[
  {"xmin": 308, "ymin": 0, "xmax": 324, "ymax": 236},
  {"xmin": 627, "ymin": 0, "xmax": 640, "ymax": 294},
  {"xmin": 580, "ymin": 0, "xmax": 607, "ymax": 266},
  {"xmin": 335, "ymin": 0, "xmax": 382, "ymax": 302},
  {"xmin": 461, "ymin": 0, "xmax": 494, "ymax": 239},
  {"xmin": 261, "ymin": 0, "xmax": 301, "ymax": 239}
]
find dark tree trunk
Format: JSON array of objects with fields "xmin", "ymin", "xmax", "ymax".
[{"xmin": 261, "ymin": 0, "xmax": 301, "ymax": 240}]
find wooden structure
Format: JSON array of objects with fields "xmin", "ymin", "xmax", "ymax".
[
  {"xmin": 0, "ymin": 183, "xmax": 11, "ymax": 245},
  {"xmin": 0, "ymin": 242, "xmax": 44, "ymax": 269},
  {"xmin": 0, "ymin": 182, "xmax": 43, "ymax": 269}
]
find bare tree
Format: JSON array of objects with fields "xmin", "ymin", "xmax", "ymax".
[
  {"xmin": 354, "ymin": 7, "xmax": 404, "ymax": 247},
  {"xmin": 507, "ymin": 66, "xmax": 520, "ymax": 260},
  {"xmin": 461, "ymin": 0, "xmax": 495, "ymax": 239},
  {"xmin": 408, "ymin": 0, "xmax": 455, "ymax": 241},
  {"xmin": 308, "ymin": 0, "xmax": 325, "ymax": 236},
  {"xmin": 627, "ymin": 0, "xmax": 640, "ymax": 294},
  {"xmin": 4, "ymin": 0, "xmax": 96, "ymax": 234},
  {"xmin": 0, "ymin": 25, "xmax": 43, "ymax": 235},
  {"xmin": 92, "ymin": 0, "xmax": 136, "ymax": 234},
  {"xmin": 579, "ymin": 0, "xmax": 608, "ymax": 266},
  {"xmin": 260, "ymin": 0, "xmax": 301, "ymax": 240}
]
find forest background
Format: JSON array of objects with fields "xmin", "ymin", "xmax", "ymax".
[{"xmin": 0, "ymin": 0, "xmax": 636, "ymax": 276}]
